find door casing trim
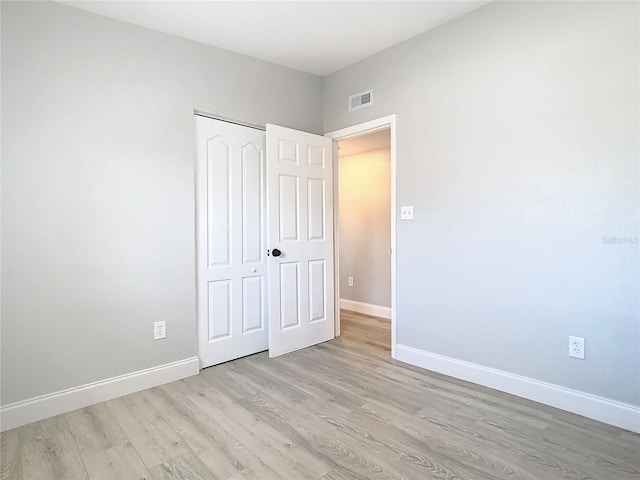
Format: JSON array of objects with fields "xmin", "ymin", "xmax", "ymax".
[{"xmin": 325, "ymin": 114, "xmax": 398, "ymax": 359}]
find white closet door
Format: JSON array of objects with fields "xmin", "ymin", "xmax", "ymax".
[
  {"xmin": 196, "ymin": 116, "xmax": 267, "ymax": 368},
  {"xmin": 266, "ymin": 124, "xmax": 335, "ymax": 357}
]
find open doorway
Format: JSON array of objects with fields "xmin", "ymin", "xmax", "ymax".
[
  {"xmin": 337, "ymin": 129, "xmax": 392, "ymax": 352},
  {"xmin": 326, "ymin": 115, "xmax": 397, "ymax": 358}
]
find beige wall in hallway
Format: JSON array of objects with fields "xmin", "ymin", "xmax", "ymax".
[{"xmin": 339, "ymin": 148, "xmax": 391, "ymax": 308}]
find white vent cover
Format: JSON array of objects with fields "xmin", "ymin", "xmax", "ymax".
[{"xmin": 348, "ymin": 89, "xmax": 373, "ymax": 112}]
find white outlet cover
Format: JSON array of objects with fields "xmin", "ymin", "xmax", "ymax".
[
  {"xmin": 401, "ymin": 206, "xmax": 414, "ymax": 220},
  {"xmin": 569, "ymin": 336, "xmax": 585, "ymax": 359},
  {"xmin": 154, "ymin": 321, "xmax": 166, "ymax": 340}
]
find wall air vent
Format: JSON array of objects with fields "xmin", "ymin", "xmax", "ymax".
[{"xmin": 348, "ymin": 89, "xmax": 374, "ymax": 112}]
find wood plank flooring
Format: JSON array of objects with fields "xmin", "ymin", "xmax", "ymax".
[{"xmin": 2, "ymin": 310, "xmax": 639, "ymax": 479}]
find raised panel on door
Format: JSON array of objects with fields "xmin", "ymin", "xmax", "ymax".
[
  {"xmin": 207, "ymin": 137, "xmax": 231, "ymax": 266},
  {"xmin": 242, "ymin": 276, "xmax": 263, "ymax": 333},
  {"xmin": 279, "ymin": 140, "xmax": 299, "ymax": 164},
  {"xmin": 267, "ymin": 124, "xmax": 335, "ymax": 358},
  {"xmin": 242, "ymin": 143, "xmax": 263, "ymax": 264},
  {"xmin": 208, "ymin": 280, "xmax": 231, "ymax": 340},
  {"xmin": 307, "ymin": 145, "xmax": 325, "ymax": 168},
  {"xmin": 308, "ymin": 260, "xmax": 326, "ymax": 323},
  {"xmin": 307, "ymin": 178, "xmax": 325, "ymax": 241},
  {"xmin": 279, "ymin": 175, "xmax": 299, "ymax": 242},
  {"xmin": 279, "ymin": 262, "xmax": 300, "ymax": 330},
  {"xmin": 196, "ymin": 115, "xmax": 268, "ymax": 368}
]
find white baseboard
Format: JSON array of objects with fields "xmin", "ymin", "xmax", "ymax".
[
  {"xmin": 340, "ymin": 298, "xmax": 391, "ymax": 319},
  {"xmin": 395, "ymin": 344, "xmax": 640, "ymax": 434},
  {"xmin": 0, "ymin": 357, "xmax": 200, "ymax": 432}
]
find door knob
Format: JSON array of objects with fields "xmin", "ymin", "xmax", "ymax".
[{"xmin": 271, "ymin": 248, "xmax": 282, "ymax": 257}]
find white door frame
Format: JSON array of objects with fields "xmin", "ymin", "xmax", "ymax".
[{"xmin": 325, "ymin": 114, "xmax": 398, "ymax": 359}]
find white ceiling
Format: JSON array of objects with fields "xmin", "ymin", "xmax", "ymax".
[
  {"xmin": 339, "ymin": 128, "xmax": 390, "ymax": 157},
  {"xmin": 60, "ymin": 1, "xmax": 489, "ymax": 76}
]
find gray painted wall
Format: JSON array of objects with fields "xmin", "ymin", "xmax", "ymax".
[
  {"xmin": 1, "ymin": 1, "xmax": 323, "ymax": 405},
  {"xmin": 339, "ymin": 148, "xmax": 391, "ymax": 308},
  {"xmin": 324, "ymin": 1, "xmax": 639, "ymax": 405}
]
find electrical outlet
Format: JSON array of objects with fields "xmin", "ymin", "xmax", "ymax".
[
  {"xmin": 569, "ymin": 336, "xmax": 585, "ymax": 359},
  {"xmin": 154, "ymin": 321, "xmax": 166, "ymax": 340},
  {"xmin": 348, "ymin": 276, "xmax": 354, "ymax": 287},
  {"xmin": 401, "ymin": 206, "xmax": 414, "ymax": 220}
]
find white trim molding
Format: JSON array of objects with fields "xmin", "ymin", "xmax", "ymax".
[
  {"xmin": 396, "ymin": 345, "xmax": 640, "ymax": 434},
  {"xmin": 326, "ymin": 114, "xmax": 398, "ymax": 359},
  {"xmin": 0, "ymin": 357, "xmax": 200, "ymax": 432},
  {"xmin": 340, "ymin": 298, "xmax": 391, "ymax": 320}
]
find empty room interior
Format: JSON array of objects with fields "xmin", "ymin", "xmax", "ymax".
[{"xmin": 1, "ymin": 1, "xmax": 638, "ymax": 479}]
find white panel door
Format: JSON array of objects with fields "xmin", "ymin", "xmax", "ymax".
[
  {"xmin": 196, "ymin": 116, "xmax": 268, "ymax": 368},
  {"xmin": 266, "ymin": 124, "xmax": 334, "ymax": 357}
]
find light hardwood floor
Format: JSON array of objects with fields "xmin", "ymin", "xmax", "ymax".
[{"xmin": 2, "ymin": 310, "xmax": 639, "ymax": 479}]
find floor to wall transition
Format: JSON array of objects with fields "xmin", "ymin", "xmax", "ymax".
[{"xmin": 1, "ymin": 311, "xmax": 637, "ymax": 480}]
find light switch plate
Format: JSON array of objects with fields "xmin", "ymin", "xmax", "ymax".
[{"xmin": 401, "ymin": 206, "xmax": 414, "ymax": 220}]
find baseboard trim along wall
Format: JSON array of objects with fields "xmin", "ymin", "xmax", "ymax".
[
  {"xmin": 340, "ymin": 298, "xmax": 391, "ymax": 319},
  {"xmin": 0, "ymin": 356, "xmax": 200, "ymax": 432},
  {"xmin": 395, "ymin": 344, "xmax": 640, "ymax": 434}
]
